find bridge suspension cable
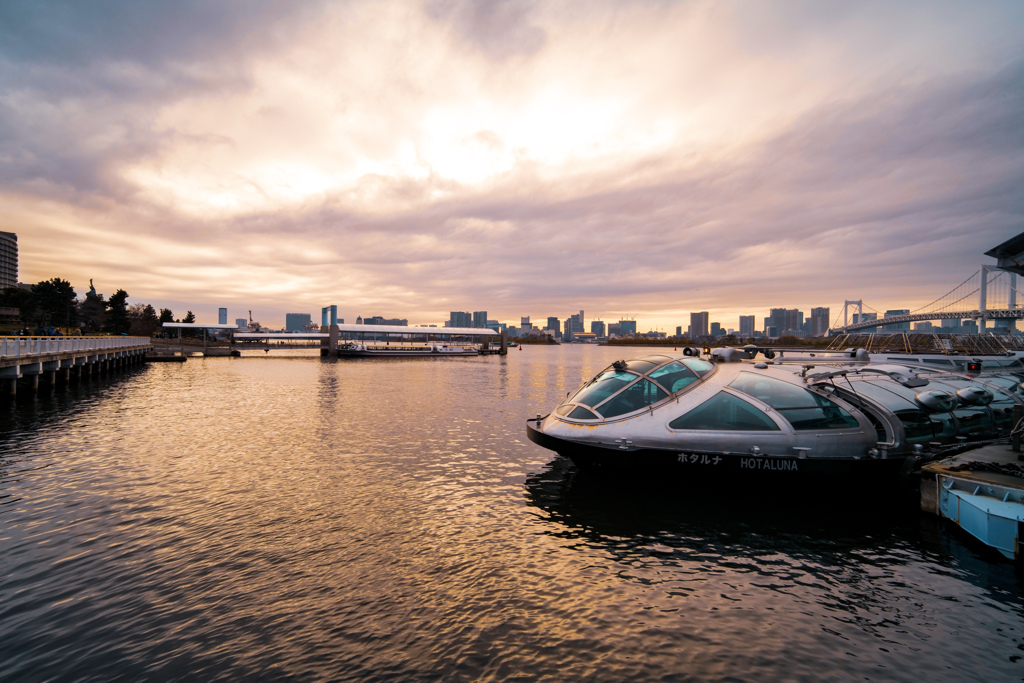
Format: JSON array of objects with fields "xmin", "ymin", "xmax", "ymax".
[{"xmin": 909, "ymin": 269, "xmax": 981, "ymax": 314}]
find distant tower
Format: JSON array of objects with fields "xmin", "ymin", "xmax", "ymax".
[{"xmin": 218, "ymin": 308, "xmax": 228, "ymax": 325}]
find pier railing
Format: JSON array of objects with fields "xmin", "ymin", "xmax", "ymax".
[{"xmin": 0, "ymin": 336, "xmax": 151, "ymax": 359}]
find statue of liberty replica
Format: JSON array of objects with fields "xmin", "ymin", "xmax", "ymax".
[{"xmin": 80, "ymin": 279, "xmax": 106, "ymax": 333}]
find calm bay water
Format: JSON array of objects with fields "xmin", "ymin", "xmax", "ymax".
[{"xmin": 1, "ymin": 345, "xmax": 1023, "ymax": 681}]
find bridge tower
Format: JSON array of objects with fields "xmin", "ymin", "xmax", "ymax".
[{"xmin": 841, "ymin": 300, "xmax": 863, "ymax": 328}]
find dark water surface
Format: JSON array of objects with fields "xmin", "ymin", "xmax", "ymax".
[{"xmin": 1, "ymin": 346, "xmax": 1023, "ymax": 681}]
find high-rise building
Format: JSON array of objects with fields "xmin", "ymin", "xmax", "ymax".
[
  {"xmin": 882, "ymin": 309, "xmax": 910, "ymax": 331},
  {"xmin": 592, "ymin": 320, "xmax": 606, "ymax": 337},
  {"xmin": 608, "ymin": 322, "xmax": 621, "ymax": 336},
  {"xmin": 218, "ymin": 308, "xmax": 228, "ymax": 325},
  {"xmin": 366, "ymin": 316, "xmax": 408, "ymax": 326},
  {"xmin": 448, "ymin": 311, "xmax": 471, "ymax": 327},
  {"xmin": 809, "ymin": 307, "xmax": 830, "ymax": 337},
  {"xmin": 235, "ymin": 318, "xmax": 248, "ymax": 329},
  {"xmin": 285, "ymin": 313, "xmax": 312, "ymax": 332},
  {"xmin": 689, "ymin": 312, "xmax": 709, "ymax": 339},
  {"xmin": 769, "ymin": 308, "xmax": 803, "ymax": 335},
  {"xmin": 567, "ymin": 311, "xmax": 584, "ymax": 335},
  {"xmin": 546, "ymin": 317, "xmax": 561, "ymax": 335},
  {"xmin": 0, "ymin": 232, "xmax": 16, "ymax": 289},
  {"xmin": 472, "ymin": 311, "xmax": 488, "ymax": 328},
  {"xmin": 619, "ymin": 319, "xmax": 637, "ymax": 335},
  {"xmin": 853, "ymin": 312, "xmax": 878, "ymax": 332},
  {"xmin": 739, "ymin": 315, "xmax": 755, "ymax": 337},
  {"xmin": 710, "ymin": 322, "xmax": 723, "ymax": 336},
  {"xmin": 520, "ymin": 316, "xmax": 532, "ymax": 332}
]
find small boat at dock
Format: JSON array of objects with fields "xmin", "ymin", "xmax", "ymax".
[
  {"xmin": 337, "ymin": 341, "xmax": 479, "ymax": 357},
  {"xmin": 526, "ymin": 346, "xmax": 1023, "ymax": 486}
]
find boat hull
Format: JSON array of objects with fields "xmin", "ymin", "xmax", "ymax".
[
  {"xmin": 336, "ymin": 346, "xmax": 479, "ymax": 357},
  {"xmin": 526, "ymin": 419, "xmax": 912, "ymax": 486}
]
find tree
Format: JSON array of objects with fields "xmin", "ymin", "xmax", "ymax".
[
  {"xmin": 158, "ymin": 308, "xmax": 174, "ymax": 324},
  {"xmin": 32, "ymin": 278, "xmax": 78, "ymax": 329},
  {"xmin": 182, "ymin": 311, "xmax": 195, "ymax": 323},
  {"xmin": 129, "ymin": 304, "xmax": 160, "ymax": 336},
  {"xmin": 105, "ymin": 289, "xmax": 130, "ymax": 335},
  {"xmin": 0, "ymin": 286, "xmax": 38, "ymax": 326}
]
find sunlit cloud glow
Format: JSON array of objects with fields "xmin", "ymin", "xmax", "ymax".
[{"xmin": 2, "ymin": 0, "xmax": 1022, "ymax": 329}]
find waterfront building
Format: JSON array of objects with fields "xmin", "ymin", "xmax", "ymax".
[
  {"xmin": 619, "ymin": 319, "xmax": 637, "ymax": 336},
  {"xmin": 285, "ymin": 313, "xmax": 313, "ymax": 332},
  {"xmin": 852, "ymin": 312, "xmax": 878, "ymax": 333},
  {"xmin": 546, "ymin": 317, "xmax": 561, "ymax": 336},
  {"xmin": 472, "ymin": 311, "xmax": 488, "ymax": 328},
  {"xmin": 235, "ymin": 317, "xmax": 247, "ymax": 329},
  {"xmin": 592, "ymin": 320, "xmax": 606, "ymax": 337},
  {"xmin": 809, "ymin": 307, "xmax": 830, "ymax": 336},
  {"xmin": 882, "ymin": 309, "xmax": 911, "ymax": 332},
  {"xmin": 567, "ymin": 311, "xmax": 585, "ymax": 336},
  {"xmin": 769, "ymin": 308, "xmax": 803, "ymax": 336},
  {"xmin": 366, "ymin": 316, "xmax": 408, "ymax": 326},
  {"xmin": 688, "ymin": 312, "xmax": 708, "ymax": 339},
  {"xmin": 448, "ymin": 311, "xmax": 471, "ymax": 328},
  {"xmin": 739, "ymin": 315, "xmax": 755, "ymax": 337},
  {"xmin": 608, "ymin": 322, "xmax": 621, "ymax": 336},
  {"xmin": 914, "ymin": 322, "xmax": 934, "ymax": 332},
  {"xmin": 520, "ymin": 316, "xmax": 532, "ymax": 332},
  {"xmin": 0, "ymin": 231, "xmax": 16, "ymax": 289}
]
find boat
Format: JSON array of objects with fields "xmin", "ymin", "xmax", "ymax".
[
  {"xmin": 336, "ymin": 341, "xmax": 480, "ymax": 357},
  {"xmin": 526, "ymin": 346, "xmax": 1023, "ymax": 485}
]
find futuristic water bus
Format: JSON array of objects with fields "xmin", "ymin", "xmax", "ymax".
[{"xmin": 526, "ymin": 348, "xmax": 1022, "ymax": 484}]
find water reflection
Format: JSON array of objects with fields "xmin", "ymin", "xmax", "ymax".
[{"xmin": 0, "ymin": 348, "xmax": 1022, "ymax": 681}]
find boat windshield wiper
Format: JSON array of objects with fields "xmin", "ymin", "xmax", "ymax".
[{"xmin": 805, "ymin": 364, "xmax": 930, "ymax": 388}]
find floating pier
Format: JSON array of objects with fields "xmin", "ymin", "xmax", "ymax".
[{"xmin": 921, "ymin": 441, "xmax": 1024, "ymax": 560}]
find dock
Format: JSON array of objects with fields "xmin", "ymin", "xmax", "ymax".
[
  {"xmin": 0, "ymin": 336, "xmax": 152, "ymax": 399},
  {"xmin": 921, "ymin": 441, "xmax": 1024, "ymax": 560}
]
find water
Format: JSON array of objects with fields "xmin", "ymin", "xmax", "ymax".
[{"xmin": 1, "ymin": 346, "xmax": 1022, "ymax": 681}]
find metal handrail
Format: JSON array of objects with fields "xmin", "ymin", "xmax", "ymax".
[{"xmin": 0, "ymin": 336, "xmax": 151, "ymax": 359}]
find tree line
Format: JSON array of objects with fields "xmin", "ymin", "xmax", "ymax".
[{"xmin": 0, "ymin": 278, "xmax": 194, "ymax": 336}]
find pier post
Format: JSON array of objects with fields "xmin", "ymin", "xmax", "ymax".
[
  {"xmin": 18, "ymin": 374, "xmax": 38, "ymax": 396},
  {"xmin": 499, "ymin": 330, "xmax": 508, "ymax": 355},
  {"xmin": 320, "ymin": 325, "xmax": 328, "ymax": 356},
  {"xmin": 329, "ymin": 324, "xmax": 339, "ymax": 356}
]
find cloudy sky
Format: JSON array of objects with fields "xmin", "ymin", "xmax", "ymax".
[{"xmin": 2, "ymin": 0, "xmax": 1022, "ymax": 331}]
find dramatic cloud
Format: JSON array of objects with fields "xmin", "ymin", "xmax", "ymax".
[{"xmin": 2, "ymin": 0, "xmax": 1022, "ymax": 330}]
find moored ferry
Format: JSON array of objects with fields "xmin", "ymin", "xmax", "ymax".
[
  {"xmin": 526, "ymin": 347, "xmax": 1023, "ymax": 485},
  {"xmin": 337, "ymin": 341, "xmax": 479, "ymax": 357}
]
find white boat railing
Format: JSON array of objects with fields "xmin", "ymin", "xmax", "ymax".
[{"xmin": 0, "ymin": 336, "xmax": 151, "ymax": 359}]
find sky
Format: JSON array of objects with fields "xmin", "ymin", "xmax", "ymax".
[{"xmin": 2, "ymin": 0, "xmax": 1022, "ymax": 332}]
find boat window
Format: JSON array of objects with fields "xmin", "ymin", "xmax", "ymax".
[
  {"xmin": 669, "ymin": 391, "xmax": 780, "ymax": 431},
  {"xmin": 680, "ymin": 359, "xmax": 714, "ymax": 376},
  {"xmin": 854, "ymin": 381, "xmax": 956, "ymax": 441},
  {"xmin": 570, "ymin": 369, "xmax": 639, "ymax": 407},
  {"xmin": 596, "ymin": 379, "xmax": 668, "ymax": 418},
  {"xmin": 729, "ymin": 373, "xmax": 859, "ymax": 431},
  {"xmin": 556, "ymin": 405, "xmax": 574, "ymax": 416},
  {"xmin": 922, "ymin": 359, "xmax": 955, "ymax": 366},
  {"xmin": 567, "ymin": 405, "xmax": 600, "ymax": 420},
  {"xmin": 648, "ymin": 361, "xmax": 699, "ymax": 394}
]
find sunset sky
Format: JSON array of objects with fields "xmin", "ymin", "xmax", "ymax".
[{"xmin": 2, "ymin": 0, "xmax": 1022, "ymax": 331}]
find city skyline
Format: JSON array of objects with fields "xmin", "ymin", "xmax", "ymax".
[{"xmin": 2, "ymin": 2, "xmax": 1022, "ymax": 330}]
